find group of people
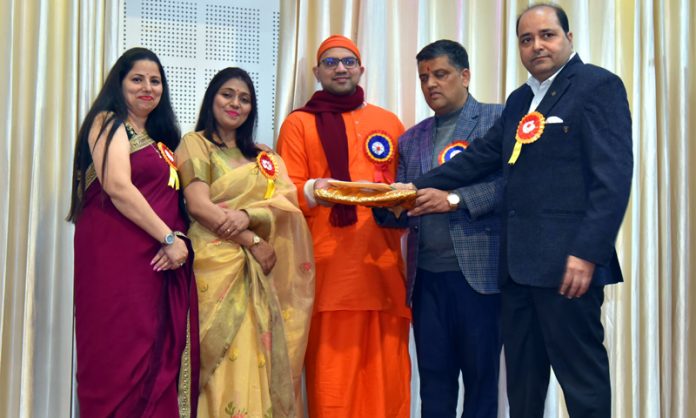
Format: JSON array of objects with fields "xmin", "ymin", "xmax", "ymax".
[
  {"xmin": 69, "ymin": 46, "xmax": 316, "ymax": 417},
  {"xmin": 68, "ymin": 3, "xmax": 632, "ymax": 418}
]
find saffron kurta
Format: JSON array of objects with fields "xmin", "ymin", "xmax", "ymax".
[{"xmin": 277, "ymin": 103, "xmax": 411, "ymax": 418}]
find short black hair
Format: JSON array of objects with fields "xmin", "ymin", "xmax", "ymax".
[
  {"xmin": 416, "ymin": 39, "xmax": 469, "ymax": 70},
  {"xmin": 516, "ymin": 3, "xmax": 570, "ymax": 35},
  {"xmin": 195, "ymin": 67, "xmax": 259, "ymax": 159}
]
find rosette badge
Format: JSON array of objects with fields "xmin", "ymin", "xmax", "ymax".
[
  {"xmin": 438, "ymin": 140, "xmax": 469, "ymax": 165},
  {"xmin": 364, "ymin": 131, "xmax": 395, "ymax": 183},
  {"xmin": 256, "ymin": 151, "xmax": 278, "ymax": 199},
  {"xmin": 508, "ymin": 111, "xmax": 545, "ymax": 165},
  {"xmin": 157, "ymin": 142, "xmax": 180, "ymax": 189}
]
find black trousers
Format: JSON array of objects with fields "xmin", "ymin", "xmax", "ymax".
[
  {"xmin": 412, "ymin": 269, "xmax": 502, "ymax": 418},
  {"xmin": 502, "ymin": 279, "xmax": 611, "ymax": 418}
]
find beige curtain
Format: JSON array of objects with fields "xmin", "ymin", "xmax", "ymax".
[
  {"xmin": 0, "ymin": 0, "xmax": 118, "ymax": 416},
  {"xmin": 1, "ymin": 0, "xmax": 693, "ymax": 417}
]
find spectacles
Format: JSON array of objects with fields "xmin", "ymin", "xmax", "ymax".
[{"xmin": 320, "ymin": 57, "xmax": 359, "ymax": 69}]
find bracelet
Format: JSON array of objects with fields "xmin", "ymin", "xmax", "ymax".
[{"xmin": 240, "ymin": 209, "xmax": 252, "ymax": 223}]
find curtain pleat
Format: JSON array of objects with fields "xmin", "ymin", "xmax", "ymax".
[{"xmin": 0, "ymin": 0, "xmax": 114, "ymax": 417}]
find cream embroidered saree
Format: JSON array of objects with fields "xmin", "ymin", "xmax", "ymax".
[{"xmin": 176, "ymin": 132, "xmax": 315, "ymax": 418}]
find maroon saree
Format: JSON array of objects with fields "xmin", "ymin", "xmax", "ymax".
[{"xmin": 74, "ymin": 128, "xmax": 199, "ymax": 418}]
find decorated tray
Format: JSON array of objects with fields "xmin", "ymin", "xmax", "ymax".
[
  {"xmin": 327, "ymin": 180, "xmax": 393, "ymax": 192},
  {"xmin": 316, "ymin": 181, "xmax": 416, "ymax": 208}
]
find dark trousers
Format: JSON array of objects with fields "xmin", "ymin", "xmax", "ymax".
[
  {"xmin": 502, "ymin": 279, "xmax": 611, "ymax": 418},
  {"xmin": 412, "ymin": 269, "xmax": 502, "ymax": 418}
]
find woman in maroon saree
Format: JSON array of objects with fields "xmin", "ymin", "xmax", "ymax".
[{"xmin": 67, "ymin": 48, "xmax": 199, "ymax": 418}]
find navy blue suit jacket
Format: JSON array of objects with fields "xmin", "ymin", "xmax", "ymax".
[
  {"xmin": 375, "ymin": 95, "xmax": 503, "ymax": 303},
  {"xmin": 413, "ymin": 55, "xmax": 633, "ymax": 288}
]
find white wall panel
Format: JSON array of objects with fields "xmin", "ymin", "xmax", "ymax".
[{"xmin": 118, "ymin": 0, "xmax": 280, "ymax": 145}]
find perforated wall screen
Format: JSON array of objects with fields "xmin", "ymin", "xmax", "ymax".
[{"xmin": 118, "ymin": 0, "xmax": 280, "ymax": 145}]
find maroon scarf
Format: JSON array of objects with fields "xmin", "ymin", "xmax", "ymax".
[{"xmin": 295, "ymin": 86, "xmax": 365, "ymax": 227}]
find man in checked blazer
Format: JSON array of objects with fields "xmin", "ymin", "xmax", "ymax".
[
  {"xmin": 403, "ymin": 4, "xmax": 633, "ymax": 418},
  {"xmin": 374, "ymin": 40, "xmax": 503, "ymax": 418}
]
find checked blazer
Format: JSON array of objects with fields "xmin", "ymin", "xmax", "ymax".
[{"xmin": 375, "ymin": 95, "xmax": 503, "ymax": 304}]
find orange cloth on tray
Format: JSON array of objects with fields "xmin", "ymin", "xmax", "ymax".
[
  {"xmin": 277, "ymin": 104, "xmax": 410, "ymax": 319},
  {"xmin": 304, "ymin": 310, "xmax": 411, "ymax": 418}
]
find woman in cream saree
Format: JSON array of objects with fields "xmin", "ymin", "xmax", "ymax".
[{"xmin": 176, "ymin": 68, "xmax": 314, "ymax": 418}]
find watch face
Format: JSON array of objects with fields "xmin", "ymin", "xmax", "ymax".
[
  {"xmin": 164, "ymin": 233, "xmax": 175, "ymax": 245},
  {"xmin": 447, "ymin": 193, "xmax": 460, "ymax": 205}
]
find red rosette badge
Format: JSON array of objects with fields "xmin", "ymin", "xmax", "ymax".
[
  {"xmin": 156, "ymin": 142, "xmax": 180, "ymax": 189},
  {"xmin": 438, "ymin": 140, "xmax": 469, "ymax": 165},
  {"xmin": 364, "ymin": 131, "xmax": 395, "ymax": 183},
  {"xmin": 508, "ymin": 111, "xmax": 545, "ymax": 165},
  {"xmin": 256, "ymin": 151, "xmax": 278, "ymax": 199}
]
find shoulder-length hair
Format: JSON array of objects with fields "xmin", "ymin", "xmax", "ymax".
[
  {"xmin": 67, "ymin": 47, "xmax": 180, "ymax": 222},
  {"xmin": 195, "ymin": 67, "xmax": 258, "ymax": 159}
]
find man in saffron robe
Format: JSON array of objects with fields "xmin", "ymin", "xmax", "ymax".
[{"xmin": 277, "ymin": 35, "xmax": 410, "ymax": 418}]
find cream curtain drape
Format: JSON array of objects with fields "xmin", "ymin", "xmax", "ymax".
[
  {"xmin": 1, "ymin": 1, "xmax": 693, "ymax": 417},
  {"xmin": 0, "ymin": 0, "xmax": 118, "ymax": 416}
]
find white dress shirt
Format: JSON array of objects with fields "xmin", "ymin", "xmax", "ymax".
[{"xmin": 526, "ymin": 52, "xmax": 576, "ymax": 113}]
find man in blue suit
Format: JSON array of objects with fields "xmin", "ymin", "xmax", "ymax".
[
  {"xmin": 401, "ymin": 4, "xmax": 633, "ymax": 418},
  {"xmin": 375, "ymin": 40, "xmax": 503, "ymax": 417}
]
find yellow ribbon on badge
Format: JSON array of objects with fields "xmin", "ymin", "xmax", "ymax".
[
  {"xmin": 157, "ymin": 142, "xmax": 180, "ymax": 189},
  {"xmin": 168, "ymin": 167, "xmax": 180, "ymax": 189},
  {"xmin": 509, "ymin": 111, "xmax": 545, "ymax": 165},
  {"xmin": 256, "ymin": 151, "xmax": 278, "ymax": 199},
  {"xmin": 263, "ymin": 179, "xmax": 275, "ymax": 199},
  {"xmin": 508, "ymin": 143, "xmax": 523, "ymax": 165}
]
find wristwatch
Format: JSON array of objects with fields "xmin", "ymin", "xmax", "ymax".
[
  {"xmin": 250, "ymin": 234, "xmax": 262, "ymax": 247},
  {"xmin": 446, "ymin": 192, "xmax": 461, "ymax": 211},
  {"xmin": 163, "ymin": 232, "xmax": 175, "ymax": 245}
]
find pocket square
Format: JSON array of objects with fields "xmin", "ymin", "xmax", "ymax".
[{"xmin": 546, "ymin": 116, "xmax": 564, "ymax": 124}]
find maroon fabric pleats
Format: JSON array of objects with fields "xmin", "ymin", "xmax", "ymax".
[{"xmin": 74, "ymin": 141, "xmax": 199, "ymax": 418}]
